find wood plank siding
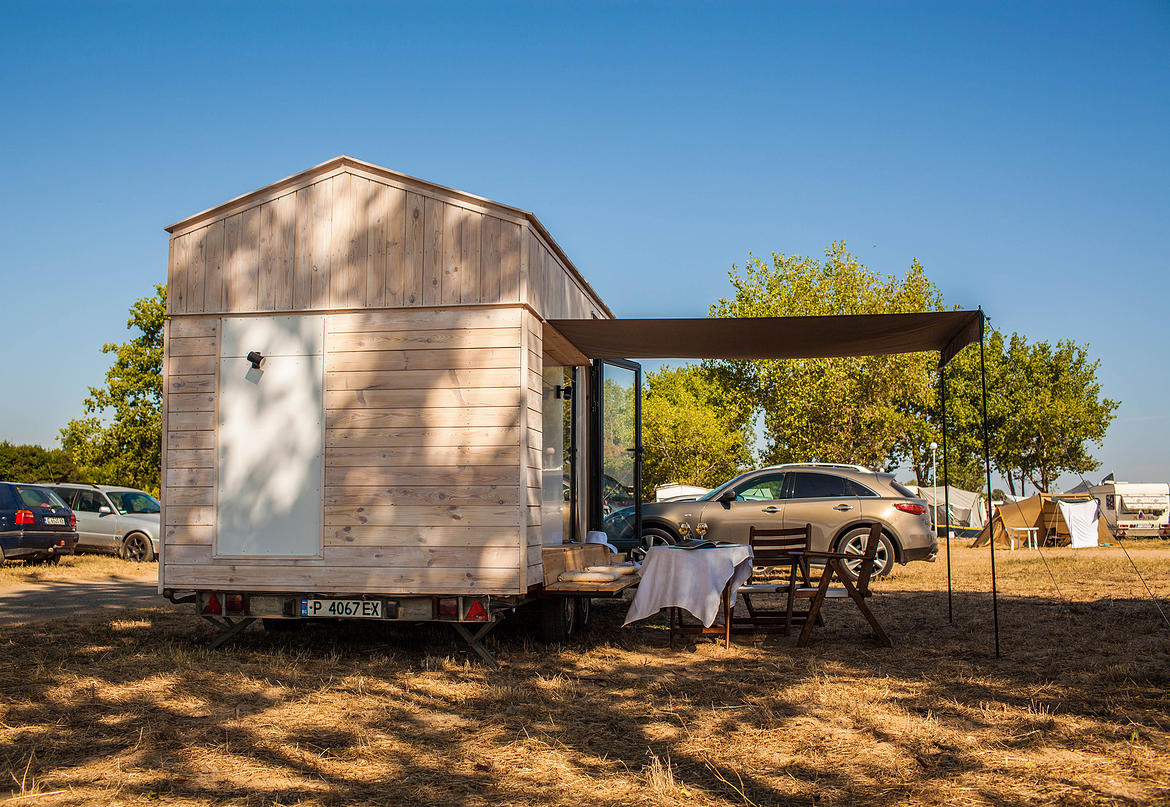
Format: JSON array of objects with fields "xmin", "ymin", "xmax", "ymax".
[
  {"xmin": 162, "ymin": 157, "xmax": 610, "ymax": 598},
  {"xmin": 162, "ymin": 308, "xmax": 530, "ymax": 595}
]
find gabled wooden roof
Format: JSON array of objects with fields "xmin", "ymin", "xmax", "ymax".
[{"xmin": 166, "ymin": 155, "xmax": 613, "ymax": 318}]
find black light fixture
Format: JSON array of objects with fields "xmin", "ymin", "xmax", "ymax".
[{"xmin": 246, "ymin": 351, "xmax": 265, "ymax": 369}]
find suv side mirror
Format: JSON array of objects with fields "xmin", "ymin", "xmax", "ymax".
[
  {"xmin": 98, "ymin": 505, "xmax": 112, "ymax": 515},
  {"xmin": 717, "ymin": 489, "xmax": 737, "ymax": 504}
]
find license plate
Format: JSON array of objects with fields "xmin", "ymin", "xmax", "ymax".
[
  {"xmin": 44, "ymin": 517, "xmax": 65, "ymax": 526},
  {"xmin": 300, "ymin": 599, "xmax": 383, "ymax": 618}
]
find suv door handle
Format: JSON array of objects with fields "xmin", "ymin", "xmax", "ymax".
[
  {"xmin": 761, "ymin": 506, "xmax": 781, "ymax": 514},
  {"xmin": 833, "ymin": 504, "xmax": 853, "ymax": 511}
]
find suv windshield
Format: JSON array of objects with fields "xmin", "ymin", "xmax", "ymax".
[
  {"xmin": 106, "ymin": 490, "xmax": 161, "ymax": 515},
  {"xmin": 697, "ymin": 471, "xmax": 755, "ymax": 501},
  {"xmin": 15, "ymin": 486, "xmax": 67, "ymax": 509}
]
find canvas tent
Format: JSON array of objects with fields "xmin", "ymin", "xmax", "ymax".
[
  {"xmin": 905, "ymin": 485, "xmax": 985, "ymax": 535},
  {"xmin": 972, "ymin": 493, "xmax": 1112, "ymax": 548}
]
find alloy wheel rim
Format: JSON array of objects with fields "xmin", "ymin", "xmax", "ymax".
[
  {"xmin": 126, "ymin": 535, "xmax": 148, "ymax": 561},
  {"xmin": 842, "ymin": 532, "xmax": 888, "ymax": 577}
]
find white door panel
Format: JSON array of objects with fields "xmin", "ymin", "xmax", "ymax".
[{"xmin": 217, "ymin": 316, "xmax": 324, "ymax": 558}]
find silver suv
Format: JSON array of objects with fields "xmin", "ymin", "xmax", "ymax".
[
  {"xmin": 614, "ymin": 464, "xmax": 936, "ymax": 577},
  {"xmin": 42, "ymin": 483, "xmax": 160, "ymax": 562}
]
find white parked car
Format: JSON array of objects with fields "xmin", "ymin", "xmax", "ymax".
[{"xmin": 41, "ymin": 483, "xmax": 160, "ymax": 561}]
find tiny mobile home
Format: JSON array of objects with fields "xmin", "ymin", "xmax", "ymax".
[
  {"xmin": 160, "ymin": 157, "xmax": 987, "ymax": 656},
  {"xmin": 160, "ymin": 157, "xmax": 638, "ymax": 653}
]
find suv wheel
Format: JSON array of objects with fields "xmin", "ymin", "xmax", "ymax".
[
  {"xmin": 630, "ymin": 527, "xmax": 676, "ymax": 562},
  {"xmin": 122, "ymin": 533, "xmax": 155, "ymax": 563},
  {"xmin": 836, "ymin": 527, "xmax": 894, "ymax": 580}
]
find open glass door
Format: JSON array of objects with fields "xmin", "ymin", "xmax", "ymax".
[{"xmin": 590, "ymin": 359, "xmax": 642, "ymax": 550}]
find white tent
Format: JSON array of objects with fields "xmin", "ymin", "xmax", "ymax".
[{"xmin": 905, "ymin": 485, "xmax": 986, "ymax": 532}]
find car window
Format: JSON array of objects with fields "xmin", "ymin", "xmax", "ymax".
[
  {"xmin": 106, "ymin": 490, "xmax": 161, "ymax": 514},
  {"xmin": 73, "ymin": 489, "xmax": 108, "ymax": 512},
  {"xmin": 790, "ymin": 472, "xmax": 847, "ymax": 499},
  {"xmin": 15, "ymin": 485, "xmax": 68, "ymax": 509},
  {"xmin": 889, "ymin": 481, "xmax": 918, "ymax": 498},
  {"xmin": 734, "ymin": 473, "xmax": 786, "ymax": 501},
  {"xmin": 847, "ymin": 479, "xmax": 878, "ymax": 497},
  {"xmin": 50, "ymin": 487, "xmax": 80, "ymax": 508},
  {"xmin": 698, "ymin": 471, "xmax": 754, "ymax": 501}
]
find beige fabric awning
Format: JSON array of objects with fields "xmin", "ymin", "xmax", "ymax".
[{"xmin": 549, "ymin": 310, "xmax": 983, "ymax": 367}]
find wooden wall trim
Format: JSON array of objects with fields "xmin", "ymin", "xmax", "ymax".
[
  {"xmin": 522, "ymin": 220, "xmax": 612, "ymax": 320},
  {"xmin": 518, "ymin": 310, "xmax": 532, "ymax": 589},
  {"xmin": 158, "ymin": 318, "xmax": 169, "ymax": 591}
]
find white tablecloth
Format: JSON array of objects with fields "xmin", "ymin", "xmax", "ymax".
[{"xmin": 623, "ymin": 544, "xmax": 754, "ymax": 628}]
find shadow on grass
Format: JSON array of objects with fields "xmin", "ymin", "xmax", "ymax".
[{"xmin": 0, "ymin": 585, "xmax": 1167, "ymax": 806}]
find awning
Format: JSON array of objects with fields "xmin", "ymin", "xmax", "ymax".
[
  {"xmin": 549, "ymin": 310, "xmax": 983, "ymax": 366},
  {"xmin": 1120, "ymin": 495, "xmax": 1168, "ymax": 513}
]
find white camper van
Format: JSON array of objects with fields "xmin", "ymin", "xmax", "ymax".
[{"xmin": 1089, "ymin": 482, "xmax": 1170, "ymax": 538}]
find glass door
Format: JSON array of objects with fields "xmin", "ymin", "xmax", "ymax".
[{"xmin": 590, "ymin": 359, "xmax": 642, "ymax": 549}]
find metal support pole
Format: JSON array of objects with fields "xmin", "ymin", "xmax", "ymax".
[
  {"xmin": 930, "ymin": 443, "xmax": 938, "ymax": 537},
  {"xmin": 978, "ymin": 309, "xmax": 1000, "ymax": 658},
  {"xmin": 941, "ymin": 361, "xmax": 953, "ymax": 624}
]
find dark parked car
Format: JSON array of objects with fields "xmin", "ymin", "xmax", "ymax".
[
  {"xmin": 0, "ymin": 482, "xmax": 78, "ymax": 564},
  {"xmin": 603, "ymin": 464, "xmax": 936, "ymax": 578}
]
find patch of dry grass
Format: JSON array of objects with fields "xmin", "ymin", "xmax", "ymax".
[
  {"xmin": 0, "ymin": 554, "xmax": 155, "ymax": 588},
  {"xmin": 0, "ymin": 544, "xmax": 1167, "ymax": 806}
]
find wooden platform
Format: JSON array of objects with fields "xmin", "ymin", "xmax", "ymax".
[
  {"xmin": 538, "ymin": 543, "xmax": 638, "ymax": 595},
  {"xmin": 543, "ymin": 575, "xmax": 639, "ymax": 596}
]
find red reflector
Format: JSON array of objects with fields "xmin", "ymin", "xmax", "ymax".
[
  {"xmin": 465, "ymin": 599, "xmax": 488, "ymax": 622},
  {"xmin": 58, "ymin": 540, "xmax": 65, "ymax": 546},
  {"xmin": 437, "ymin": 597, "xmax": 458, "ymax": 618},
  {"xmin": 225, "ymin": 594, "xmax": 245, "ymax": 613},
  {"xmin": 202, "ymin": 593, "xmax": 222, "ymax": 615},
  {"xmin": 15, "ymin": 509, "xmax": 34, "ymax": 526},
  {"xmin": 895, "ymin": 502, "xmax": 928, "ymax": 516}
]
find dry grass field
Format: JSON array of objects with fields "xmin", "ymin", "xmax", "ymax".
[
  {"xmin": 0, "ymin": 554, "xmax": 151, "ymax": 587},
  {"xmin": 1, "ymin": 543, "xmax": 1168, "ymax": 806}
]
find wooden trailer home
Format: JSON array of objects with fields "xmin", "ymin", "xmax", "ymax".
[{"xmin": 161, "ymin": 156, "xmax": 639, "ymax": 657}]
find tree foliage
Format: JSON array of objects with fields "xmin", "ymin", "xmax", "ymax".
[
  {"xmin": 0, "ymin": 442, "xmax": 86, "ymax": 484},
  {"xmin": 950, "ymin": 331, "xmax": 1118, "ymax": 493},
  {"xmin": 707, "ymin": 242, "xmax": 948, "ymax": 474},
  {"xmin": 697, "ymin": 242, "xmax": 1116, "ymax": 493},
  {"xmin": 640, "ymin": 365, "xmax": 754, "ymax": 499},
  {"xmin": 60, "ymin": 285, "xmax": 165, "ymax": 494}
]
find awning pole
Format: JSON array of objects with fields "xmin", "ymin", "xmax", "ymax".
[
  {"xmin": 941, "ymin": 359, "xmax": 953, "ymax": 624},
  {"xmin": 978, "ymin": 309, "xmax": 1000, "ymax": 658}
]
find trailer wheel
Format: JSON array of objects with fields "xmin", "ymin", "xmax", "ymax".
[
  {"xmin": 536, "ymin": 597, "xmax": 577, "ymax": 643},
  {"xmin": 575, "ymin": 597, "xmax": 592, "ymax": 634}
]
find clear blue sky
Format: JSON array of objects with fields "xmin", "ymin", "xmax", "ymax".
[{"xmin": 2, "ymin": 1, "xmax": 1167, "ymax": 490}]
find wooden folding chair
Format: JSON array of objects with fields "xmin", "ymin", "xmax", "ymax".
[
  {"xmin": 731, "ymin": 524, "xmax": 814, "ymax": 635},
  {"xmin": 793, "ymin": 522, "xmax": 892, "ymax": 647}
]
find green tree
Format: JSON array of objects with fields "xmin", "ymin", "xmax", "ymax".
[
  {"xmin": 961, "ymin": 332, "xmax": 1117, "ymax": 493},
  {"xmin": 0, "ymin": 442, "xmax": 86, "ymax": 483},
  {"xmin": 60, "ymin": 285, "xmax": 166, "ymax": 494},
  {"xmin": 708, "ymin": 242, "xmax": 952, "ymax": 475},
  {"xmin": 641, "ymin": 365, "xmax": 754, "ymax": 499}
]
